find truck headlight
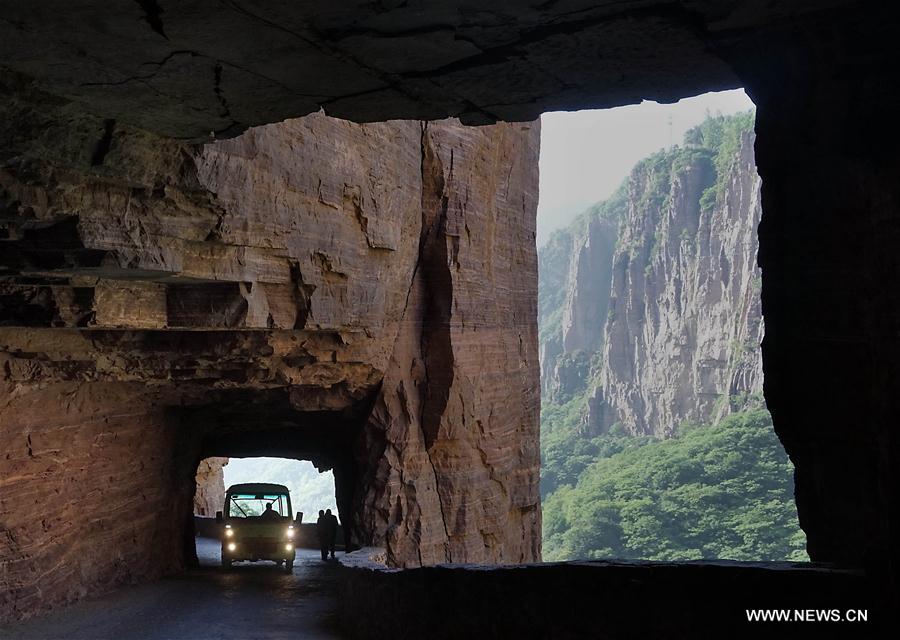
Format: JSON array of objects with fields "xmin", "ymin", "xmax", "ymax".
[
  {"xmin": 285, "ymin": 544, "xmax": 293, "ymax": 551},
  {"xmin": 286, "ymin": 526, "xmax": 294, "ymax": 539},
  {"xmin": 225, "ymin": 528, "xmax": 234, "ymax": 538},
  {"xmin": 227, "ymin": 543, "xmax": 237, "ymax": 552}
]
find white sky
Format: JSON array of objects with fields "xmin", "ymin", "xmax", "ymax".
[
  {"xmin": 223, "ymin": 457, "xmax": 337, "ymax": 519},
  {"xmin": 537, "ymin": 89, "xmax": 755, "ymax": 246}
]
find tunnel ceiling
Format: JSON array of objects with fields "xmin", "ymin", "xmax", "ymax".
[{"xmin": 0, "ymin": 0, "xmax": 856, "ymax": 137}]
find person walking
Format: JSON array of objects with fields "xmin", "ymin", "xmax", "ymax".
[{"xmin": 315, "ymin": 510, "xmax": 328, "ymax": 561}]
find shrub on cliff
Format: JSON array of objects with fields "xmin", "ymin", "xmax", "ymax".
[{"xmin": 542, "ymin": 408, "xmax": 808, "ymax": 562}]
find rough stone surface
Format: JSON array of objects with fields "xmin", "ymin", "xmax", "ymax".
[
  {"xmin": 0, "ymin": 1, "xmax": 765, "ymax": 136},
  {"xmin": 340, "ymin": 551, "xmax": 880, "ymax": 639},
  {"xmin": 0, "ymin": 383, "xmax": 194, "ymax": 622},
  {"xmin": 0, "ymin": 2, "xmax": 862, "ymax": 137},
  {"xmin": 726, "ymin": 4, "xmax": 900, "ymax": 580},
  {"xmin": 193, "ymin": 458, "xmax": 227, "ymax": 517},
  {"xmin": 0, "ymin": 87, "xmax": 541, "ymax": 619},
  {"xmin": 561, "ymin": 216, "xmax": 617, "ymax": 355},
  {"xmin": 355, "ymin": 121, "xmax": 541, "ymax": 566},
  {"xmin": 2, "ymin": 0, "xmax": 900, "ymax": 623}
]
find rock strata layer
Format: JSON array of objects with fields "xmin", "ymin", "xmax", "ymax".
[{"xmin": 0, "ymin": 85, "xmax": 540, "ymax": 620}]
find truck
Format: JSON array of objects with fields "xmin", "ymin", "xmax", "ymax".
[{"xmin": 215, "ymin": 482, "xmax": 302, "ymax": 573}]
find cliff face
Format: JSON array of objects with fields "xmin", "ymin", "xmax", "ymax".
[
  {"xmin": 354, "ymin": 121, "xmax": 542, "ymax": 567},
  {"xmin": 561, "ymin": 214, "xmax": 618, "ymax": 355},
  {"xmin": 539, "ymin": 114, "xmax": 763, "ymax": 437},
  {"xmin": 538, "ymin": 200, "xmax": 619, "ymax": 401},
  {"xmin": 596, "ymin": 128, "xmax": 763, "ymax": 436},
  {"xmin": 0, "ymin": 82, "xmax": 540, "ymax": 620}
]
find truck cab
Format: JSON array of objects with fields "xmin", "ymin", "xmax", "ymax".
[{"xmin": 216, "ymin": 482, "xmax": 302, "ymax": 572}]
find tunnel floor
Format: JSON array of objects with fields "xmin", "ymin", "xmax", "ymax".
[{"xmin": 1, "ymin": 538, "xmax": 344, "ymax": 640}]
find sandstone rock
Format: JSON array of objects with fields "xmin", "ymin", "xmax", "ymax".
[
  {"xmin": 0, "ymin": 86, "xmax": 541, "ymax": 620},
  {"xmin": 194, "ymin": 458, "xmax": 228, "ymax": 517},
  {"xmin": 355, "ymin": 120, "xmax": 542, "ymax": 566},
  {"xmin": 0, "ymin": 383, "xmax": 194, "ymax": 621}
]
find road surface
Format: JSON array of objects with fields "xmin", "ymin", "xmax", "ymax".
[{"xmin": 2, "ymin": 538, "xmax": 343, "ymax": 640}]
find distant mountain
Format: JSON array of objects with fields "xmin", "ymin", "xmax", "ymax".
[
  {"xmin": 539, "ymin": 110, "xmax": 763, "ymax": 438},
  {"xmin": 537, "ymin": 111, "xmax": 807, "ymax": 562}
]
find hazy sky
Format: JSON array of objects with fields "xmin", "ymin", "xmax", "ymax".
[{"xmin": 537, "ymin": 89, "xmax": 755, "ymax": 246}]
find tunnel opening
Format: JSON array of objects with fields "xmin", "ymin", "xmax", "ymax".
[
  {"xmin": 177, "ymin": 386, "xmax": 374, "ymax": 571},
  {"xmin": 538, "ymin": 89, "xmax": 808, "ymax": 563},
  {"xmin": 192, "ymin": 456, "xmax": 343, "ymax": 569}
]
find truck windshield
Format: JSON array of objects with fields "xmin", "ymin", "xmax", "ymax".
[{"xmin": 227, "ymin": 494, "xmax": 288, "ymax": 518}]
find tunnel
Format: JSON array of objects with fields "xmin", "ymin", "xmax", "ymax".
[
  {"xmin": 192, "ymin": 454, "xmax": 346, "ymax": 565},
  {"xmin": 183, "ymin": 388, "xmax": 372, "ymax": 560},
  {"xmin": 2, "ymin": 0, "xmax": 899, "ymax": 636}
]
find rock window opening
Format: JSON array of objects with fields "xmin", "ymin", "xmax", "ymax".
[{"xmin": 537, "ymin": 89, "xmax": 808, "ymax": 563}]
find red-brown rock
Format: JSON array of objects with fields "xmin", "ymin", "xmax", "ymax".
[{"xmin": 0, "ymin": 86, "xmax": 540, "ymax": 620}]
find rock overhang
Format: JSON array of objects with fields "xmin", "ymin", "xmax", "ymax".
[{"xmin": 0, "ymin": 0, "xmax": 859, "ymax": 138}]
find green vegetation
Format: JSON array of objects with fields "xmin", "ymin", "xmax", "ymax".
[
  {"xmin": 585, "ymin": 182, "xmax": 629, "ymax": 226},
  {"xmin": 684, "ymin": 110, "xmax": 756, "ymax": 211},
  {"xmin": 542, "ymin": 413, "xmax": 654, "ymax": 497},
  {"xmin": 542, "ymin": 408, "xmax": 808, "ymax": 562},
  {"xmin": 628, "ymin": 144, "xmax": 718, "ymax": 273}
]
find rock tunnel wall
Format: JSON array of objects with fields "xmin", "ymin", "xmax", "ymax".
[
  {"xmin": 0, "ymin": 82, "xmax": 541, "ymax": 619},
  {"xmin": 339, "ymin": 553, "xmax": 877, "ymax": 640},
  {"xmin": 723, "ymin": 5, "xmax": 900, "ymax": 583},
  {"xmin": 0, "ymin": 383, "xmax": 194, "ymax": 621}
]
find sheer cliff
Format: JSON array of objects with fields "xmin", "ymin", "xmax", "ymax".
[{"xmin": 539, "ymin": 111, "xmax": 762, "ymax": 438}]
